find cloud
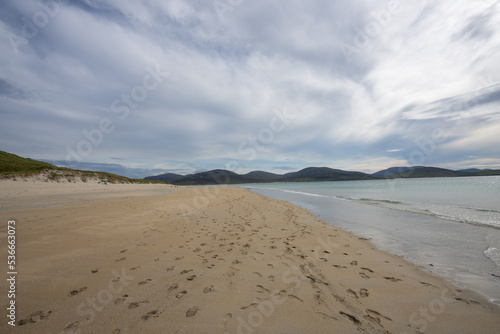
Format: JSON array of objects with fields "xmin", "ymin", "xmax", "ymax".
[{"xmin": 0, "ymin": 0, "xmax": 499, "ymax": 176}]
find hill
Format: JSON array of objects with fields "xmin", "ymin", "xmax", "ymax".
[
  {"xmin": 372, "ymin": 166, "xmax": 500, "ymax": 178},
  {"xmin": 244, "ymin": 170, "xmax": 284, "ymax": 181},
  {"xmin": 372, "ymin": 166, "xmax": 423, "ymax": 178},
  {"xmin": 145, "ymin": 167, "xmax": 380, "ymax": 185},
  {"xmin": 0, "ymin": 151, "xmax": 164, "ymax": 184},
  {"xmin": 148, "ymin": 166, "xmax": 500, "ymax": 185},
  {"xmin": 144, "ymin": 173, "xmax": 184, "ymax": 183},
  {"xmin": 282, "ymin": 167, "xmax": 377, "ymax": 182},
  {"xmin": 0, "ymin": 150, "xmax": 58, "ymax": 174},
  {"xmin": 171, "ymin": 169, "xmax": 254, "ymax": 185}
]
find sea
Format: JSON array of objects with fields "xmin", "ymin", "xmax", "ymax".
[{"xmin": 240, "ymin": 176, "xmax": 500, "ymax": 304}]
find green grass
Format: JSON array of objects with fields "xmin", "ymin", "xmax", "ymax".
[
  {"xmin": 0, "ymin": 151, "xmax": 64, "ymax": 175},
  {"xmin": 0, "ymin": 150, "xmax": 166, "ymax": 184}
]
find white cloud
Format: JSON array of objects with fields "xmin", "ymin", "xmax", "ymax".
[{"xmin": 0, "ymin": 0, "xmax": 499, "ymax": 174}]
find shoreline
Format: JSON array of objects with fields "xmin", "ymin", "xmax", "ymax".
[
  {"xmin": 1, "ymin": 182, "xmax": 499, "ymax": 333},
  {"xmin": 243, "ymin": 182, "xmax": 500, "ymax": 305}
]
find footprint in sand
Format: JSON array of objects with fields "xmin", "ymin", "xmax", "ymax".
[
  {"xmin": 203, "ymin": 285, "xmax": 215, "ymax": 293},
  {"xmin": 186, "ymin": 275, "xmax": 197, "ymax": 281},
  {"xmin": 128, "ymin": 302, "xmax": 140, "ymax": 309},
  {"xmin": 361, "ymin": 267, "xmax": 374, "ymax": 273},
  {"xmin": 166, "ymin": 266, "xmax": 175, "ymax": 271},
  {"xmin": 268, "ymin": 275, "xmax": 275, "ymax": 282},
  {"xmin": 455, "ymin": 298, "xmax": 481, "ymax": 305},
  {"xmin": 138, "ymin": 279, "xmax": 152, "ymax": 285},
  {"xmin": 180, "ymin": 269, "xmax": 193, "ymax": 275},
  {"xmin": 91, "ymin": 268, "xmax": 100, "ymax": 273},
  {"xmin": 366, "ymin": 309, "xmax": 392, "ymax": 324},
  {"xmin": 176, "ymin": 290, "xmax": 188, "ymax": 299},
  {"xmin": 186, "ymin": 307, "xmax": 200, "ymax": 317},
  {"xmin": 359, "ymin": 272, "xmax": 370, "ymax": 279},
  {"xmin": 18, "ymin": 310, "xmax": 52, "ymax": 326},
  {"xmin": 207, "ymin": 264, "xmax": 215, "ymax": 269},
  {"xmin": 142, "ymin": 309, "xmax": 160, "ymax": 320},
  {"xmin": 333, "ymin": 264, "xmax": 347, "ymax": 269},
  {"xmin": 115, "ymin": 257, "xmax": 126, "ymax": 262},
  {"xmin": 256, "ymin": 285, "xmax": 270, "ymax": 293},
  {"xmin": 68, "ymin": 287, "xmax": 87, "ymax": 296},
  {"xmin": 384, "ymin": 276, "xmax": 402, "ymax": 282},
  {"xmin": 64, "ymin": 320, "xmax": 85, "ymax": 331},
  {"xmin": 339, "ymin": 311, "xmax": 361, "ymax": 325},
  {"xmin": 114, "ymin": 294, "xmax": 129, "ymax": 305},
  {"xmin": 128, "ymin": 300, "xmax": 149, "ymax": 309},
  {"xmin": 347, "ymin": 289, "xmax": 358, "ymax": 299},
  {"xmin": 360, "ymin": 288, "xmax": 369, "ymax": 298},
  {"xmin": 130, "ymin": 266, "xmax": 141, "ymax": 271},
  {"xmin": 225, "ymin": 268, "xmax": 238, "ymax": 277},
  {"xmin": 219, "ymin": 313, "xmax": 232, "ymax": 328},
  {"xmin": 168, "ymin": 283, "xmax": 178, "ymax": 291},
  {"xmin": 350, "ymin": 260, "xmax": 358, "ymax": 266},
  {"xmin": 288, "ymin": 294, "xmax": 304, "ymax": 302},
  {"xmin": 241, "ymin": 303, "xmax": 258, "ymax": 310},
  {"xmin": 420, "ymin": 281, "xmax": 438, "ymax": 288}
]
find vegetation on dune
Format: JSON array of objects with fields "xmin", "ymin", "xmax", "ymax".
[
  {"xmin": 0, "ymin": 151, "xmax": 165, "ymax": 184},
  {"xmin": 0, "ymin": 150, "xmax": 62, "ymax": 174}
]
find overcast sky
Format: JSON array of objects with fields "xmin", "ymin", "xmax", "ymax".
[{"xmin": 1, "ymin": 0, "xmax": 499, "ymax": 177}]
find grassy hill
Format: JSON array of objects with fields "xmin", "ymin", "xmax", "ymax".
[
  {"xmin": 0, "ymin": 151, "xmax": 165, "ymax": 184},
  {"xmin": 0, "ymin": 150, "xmax": 60, "ymax": 174}
]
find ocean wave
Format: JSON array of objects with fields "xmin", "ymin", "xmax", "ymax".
[
  {"xmin": 353, "ymin": 199, "xmax": 500, "ymax": 230},
  {"xmin": 245, "ymin": 186, "xmax": 500, "ymax": 230},
  {"xmin": 484, "ymin": 247, "xmax": 500, "ymax": 278}
]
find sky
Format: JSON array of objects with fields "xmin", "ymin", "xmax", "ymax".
[{"xmin": 1, "ymin": 0, "xmax": 499, "ymax": 178}]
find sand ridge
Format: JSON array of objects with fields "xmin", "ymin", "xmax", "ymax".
[{"xmin": 0, "ymin": 183, "xmax": 499, "ymax": 333}]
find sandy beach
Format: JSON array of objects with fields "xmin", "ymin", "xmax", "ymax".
[{"xmin": 1, "ymin": 181, "xmax": 500, "ymax": 333}]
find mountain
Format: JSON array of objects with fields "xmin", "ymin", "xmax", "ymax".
[
  {"xmin": 145, "ymin": 173, "xmax": 184, "ymax": 183},
  {"xmin": 282, "ymin": 167, "xmax": 377, "ymax": 182},
  {"xmin": 244, "ymin": 171, "xmax": 283, "ymax": 181},
  {"xmin": 172, "ymin": 169, "xmax": 254, "ymax": 185},
  {"xmin": 373, "ymin": 166, "xmax": 469, "ymax": 178},
  {"xmin": 458, "ymin": 168, "xmax": 491, "ymax": 173},
  {"xmin": 152, "ymin": 167, "xmax": 379, "ymax": 185},
  {"xmin": 372, "ymin": 166, "xmax": 423, "ymax": 178}
]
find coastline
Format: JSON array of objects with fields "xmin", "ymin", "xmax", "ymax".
[{"xmin": 1, "ymin": 181, "xmax": 499, "ymax": 333}]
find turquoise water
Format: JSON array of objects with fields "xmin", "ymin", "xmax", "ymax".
[
  {"xmin": 245, "ymin": 176, "xmax": 500, "ymax": 229},
  {"xmin": 241, "ymin": 176, "xmax": 500, "ymax": 303}
]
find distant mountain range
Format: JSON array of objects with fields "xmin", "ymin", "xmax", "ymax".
[
  {"xmin": 145, "ymin": 166, "xmax": 500, "ymax": 185},
  {"xmin": 3, "ymin": 150, "xmax": 498, "ymax": 186}
]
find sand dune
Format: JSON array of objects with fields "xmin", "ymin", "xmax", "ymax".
[{"xmin": 1, "ymin": 182, "xmax": 499, "ymax": 333}]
